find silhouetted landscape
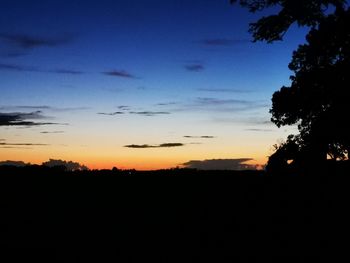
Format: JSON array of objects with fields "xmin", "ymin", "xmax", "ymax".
[
  {"xmin": 1, "ymin": 163, "xmax": 350, "ymax": 261},
  {"xmin": 1, "ymin": 0, "xmax": 350, "ymax": 261}
]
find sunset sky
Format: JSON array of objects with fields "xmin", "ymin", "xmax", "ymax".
[{"xmin": 0, "ymin": 0, "xmax": 305, "ymax": 170}]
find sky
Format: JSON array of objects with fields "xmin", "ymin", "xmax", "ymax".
[{"xmin": 0, "ymin": 0, "xmax": 307, "ymax": 170}]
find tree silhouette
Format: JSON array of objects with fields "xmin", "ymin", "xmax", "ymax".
[{"xmin": 232, "ymin": 0, "xmax": 350, "ymax": 171}]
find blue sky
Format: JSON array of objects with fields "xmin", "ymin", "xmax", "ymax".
[{"xmin": 0, "ymin": 0, "xmax": 307, "ymax": 169}]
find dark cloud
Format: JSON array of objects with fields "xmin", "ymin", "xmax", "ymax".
[
  {"xmin": 40, "ymin": 131, "xmax": 65, "ymax": 134},
  {"xmin": 42, "ymin": 159, "xmax": 88, "ymax": 171},
  {"xmin": 124, "ymin": 143, "xmax": 184, "ymax": 148},
  {"xmin": 117, "ymin": 105, "xmax": 130, "ymax": 110},
  {"xmin": 184, "ymin": 135, "xmax": 215, "ymax": 139},
  {"xmin": 197, "ymin": 88, "xmax": 253, "ymax": 93},
  {"xmin": 182, "ymin": 158, "xmax": 258, "ymax": 170},
  {"xmin": 129, "ymin": 111, "xmax": 170, "ymax": 116},
  {"xmin": 0, "ymin": 160, "xmax": 30, "ymax": 167},
  {"xmin": 199, "ymin": 38, "xmax": 250, "ymax": 46},
  {"xmin": 158, "ymin": 143, "xmax": 184, "ymax": 147},
  {"xmin": 185, "ymin": 64, "xmax": 205, "ymax": 72},
  {"xmin": 0, "ymin": 111, "xmax": 58, "ymax": 126},
  {"xmin": 0, "ymin": 105, "xmax": 89, "ymax": 112},
  {"xmin": 0, "ymin": 33, "xmax": 74, "ymax": 49},
  {"xmin": 0, "ymin": 63, "xmax": 84, "ymax": 75},
  {"xmin": 103, "ymin": 70, "xmax": 136, "ymax": 79},
  {"xmin": 49, "ymin": 69, "xmax": 84, "ymax": 75},
  {"xmin": 97, "ymin": 112, "xmax": 124, "ymax": 116},
  {"xmin": 0, "ymin": 142, "xmax": 48, "ymax": 146}
]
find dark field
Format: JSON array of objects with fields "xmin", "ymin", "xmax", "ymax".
[{"xmin": 1, "ymin": 165, "xmax": 349, "ymax": 261}]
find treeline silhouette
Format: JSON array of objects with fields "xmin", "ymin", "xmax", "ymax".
[{"xmin": 1, "ymin": 164, "xmax": 350, "ymax": 261}]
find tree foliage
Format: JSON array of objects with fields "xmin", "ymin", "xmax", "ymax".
[
  {"xmin": 231, "ymin": 0, "xmax": 346, "ymax": 42},
  {"xmin": 231, "ymin": 0, "xmax": 350, "ymax": 171}
]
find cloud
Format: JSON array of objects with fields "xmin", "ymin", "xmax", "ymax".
[
  {"xmin": 182, "ymin": 97, "xmax": 269, "ymax": 113},
  {"xmin": 0, "ymin": 105, "xmax": 89, "ymax": 112},
  {"xmin": 49, "ymin": 69, "xmax": 84, "ymax": 75},
  {"xmin": 155, "ymin": 102, "xmax": 177, "ymax": 106},
  {"xmin": 40, "ymin": 131, "xmax": 65, "ymax": 134},
  {"xmin": 124, "ymin": 143, "xmax": 184, "ymax": 148},
  {"xmin": 117, "ymin": 105, "xmax": 130, "ymax": 110},
  {"xmin": 199, "ymin": 38, "xmax": 250, "ymax": 46},
  {"xmin": 97, "ymin": 112, "xmax": 124, "ymax": 116},
  {"xmin": 0, "ymin": 160, "xmax": 30, "ymax": 167},
  {"xmin": 0, "ymin": 51, "xmax": 28, "ymax": 58},
  {"xmin": 245, "ymin": 128, "xmax": 274, "ymax": 132},
  {"xmin": 0, "ymin": 63, "xmax": 84, "ymax": 75},
  {"xmin": 0, "ymin": 33, "xmax": 74, "ymax": 49},
  {"xmin": 182, "ymin": 158, "xmax": 258, "ymax": 170},
  {"xmin": 129, "ymin": 111, "xmax": 170, "ymax": 116},
  {"xmin": 0, "ymin": 63, "xmax": 37, "ymax": 72},
  {"xmin": 103, "ymin": 70, "xmax": 136, "ymax": 79},
  {"xmin": 185, "ymin": 64, "xmax": 205, "ymax": 72},
  {"xmin": 0, "ymin": 142, "xmax": 48, "ymax": 146},
  {"xmin": 184, "ymin": 135, "xmax": 215, "ymax": 139},
  {"xmin": 42, "ymin": 159, "xmax": 88, "ymax": 171},
  {"xmin": 195, "ymin": 97, "xmax": 252, "ymax": 106},
  {"xmin": 197, "ymin": 88, "xmax": 253, "ymax": 93},
  {"xmin": 0, "ymin": 111, "xmax": 58, "ymax": 126}
]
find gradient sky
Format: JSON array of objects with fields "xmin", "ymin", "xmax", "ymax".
[{"xmin": 0, "ymin": 0, "xmax": 306, "ymax": 170}]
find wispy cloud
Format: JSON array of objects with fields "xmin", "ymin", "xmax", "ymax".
[
  {"xmin": 103, "ymin": 70, "xmax": 136, "ymax": 79},
  {"xmin": 0, "ymin": 138, "xmax": 48, "ymax": 147},
  {"xmin": 185, "ymin": 63, "xmax": 205, "ymax": 72},
  {"xmin": 182, "ymin": 158, "xmax": 258, "ymax": 170},
  {"xmin": 181, "ymin": 97, "xmax": 269, "ymax": 113},
  {"xmin": 97, "ymin": 112, "xmax": 124, "ymax": 116},
  {"xmin": 155, "ymin": 102, "xmax": 177, "ymax": 106},
  {"xmin": 117, "ymin": 105, "xmax": 130, "ymax": 110},
  {"xmin": 0, "ymin": 111, "xmax": 58, "ymax": 126},
  {"xmin": 245, "ymin": 128, "xmax": 274, "ymax": 132},
  {"xmin": 0, "ymin": 142, "xmax": 48, "ymax": 146},
  {"xmin": 0, "ymin": 105, "xmax": 89, "ymax": 112},
  {"xmin": 0, "ymin": 63, "xmax": 37, "ymax": 72},
  {"xmin": 129, "ymin": 111, "xmax": 170, "ymax": 116},
  {"xmin": 49, "ymin": 69, "xmax": 84, "ymax": 75},
  {"xmin": 0, "ymin": 63, "xmax": 84, "ymax": 75},
  {"xmin": 40, "ymin": 131, "xmax": 65, "ymax": 134},
  {"xmin": 199, "ymin": 38, "xmax": 250, "ymax": 46},
  {"xmin": 0, "ymin": 33, "xmax": 74, "ymax": 49},
  {"xmin": 124, "ymin": 143, "xmax": 184, "ymax": 148},
  {"xmin": 184, "ymin": 135, "xmax": 215, "ymax": 139},
  {"xmin": 197, "ymin": 88, "xmax": 253, "ymax": 93}
]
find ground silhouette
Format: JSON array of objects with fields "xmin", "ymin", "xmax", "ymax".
[{"xmin": 1, "ymin": 164, "xmax": 349, "ymax": 261}]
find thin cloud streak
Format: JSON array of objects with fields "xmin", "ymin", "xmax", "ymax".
[
  {"xmin": 97, "ymin": 112, "xmax": 124, "ymax": 116},
  {"xmin": 40, "ymin": 131, "xmax": 65, "ymax": 134},
  {"xmin": 0, "ymin": 33, "xmax": 74, "ymax": 49},
  {"xmin": 184, "ymin": 135, "xmax": 216, "ymax": 139},
  {"xmin": 129, "ymin": 111, "xmax": 170, "ymax": 116},
  {"xmin": 124, "ymin": 143, "xmax": 184, "ymax": 148},
  {"xmin": 0, "ymin": 63, "xmax": 84, "ymax": 75},
  {"xmin": 103, "ymin": 70, "xmax": 136, "ymax": 79},
  {"xmin": 199, "ymin": 38, "xmax": 250, "ymax": 46},
  {"xmin": 185, "ymin": 64, "xmax": 205, "ymax": 72},
  {"xmin": 198, "ymin": 88, "xmax": 253, "ymax": 93}
]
